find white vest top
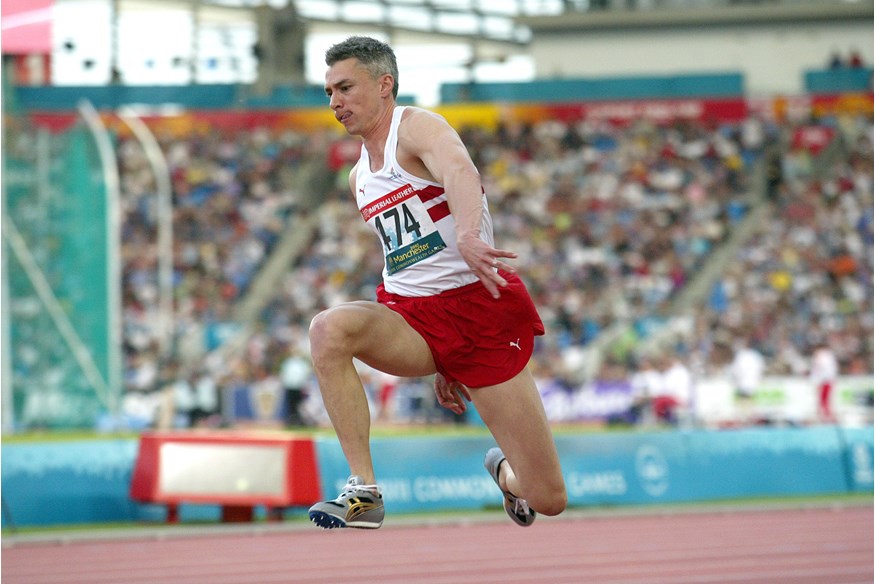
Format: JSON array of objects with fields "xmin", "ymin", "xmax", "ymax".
[{"xmin": 355, "ymin": 106, "xmax": 495, "ymax": 297}]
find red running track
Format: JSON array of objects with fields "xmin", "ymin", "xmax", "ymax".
[{"xmin": 3, "ymin": 505, "xmax": 872, "ymax": 584}]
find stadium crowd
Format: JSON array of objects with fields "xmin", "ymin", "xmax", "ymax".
[
  {"xmin": 113, "ymin": 108, "xmax": 873, "ymax": 430},
  {"xmin": 117, "ymin": 124, "xmax": 324, "ymax": 427},
  {"xmin": 691, "ymin": 114, "xmax": 873, "ymax": 378}
]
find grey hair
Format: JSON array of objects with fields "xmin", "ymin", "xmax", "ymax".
[{"xmin": 325, "ymin": 36, "xmax": 399, "ymax": 98}]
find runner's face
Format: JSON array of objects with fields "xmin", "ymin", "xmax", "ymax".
[{"xmin": 325, "ymin": 58, "xmax": 383, "ymax": 136}]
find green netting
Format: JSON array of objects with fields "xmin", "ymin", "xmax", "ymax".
[{"xmin": 4, "ymin": 123, "xmax": 114, "ymax": 429}]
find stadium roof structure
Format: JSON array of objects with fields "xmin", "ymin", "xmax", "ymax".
[
  {"xmin": 201, "ymin": 0, "xmax": 559, "ymax": 45},
  {"xmin": 201, "ymin": 0, "xmax": 867, "ymax": 45},
  {"xmin": 44, "ymin": 0, "xmax": 868, "ymax": 97}
]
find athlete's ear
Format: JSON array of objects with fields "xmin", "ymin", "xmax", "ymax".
[{"xmin": 379, "ymin": 73, "xmax": 395, "ymax": 98}]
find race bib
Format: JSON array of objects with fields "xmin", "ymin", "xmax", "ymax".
[{"xmin": 360, "ymin": 184, "xmax": 447, "ymax": 275}]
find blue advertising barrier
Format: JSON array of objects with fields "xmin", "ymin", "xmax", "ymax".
[
  {"xmin": 315, "ymin": 426, "xmax": 868, "ymax": 512},
  {"xmin": 1, "ymin": 439, "xmax": 147, "ymax": 526},
  {"xmin": 839, "ymin": 426, "xmax": 875, "ymax": 493},
  {"xmin": 314, "ymin": 435, "xmax": 500, "ymax": 515},
  {"xmin": 558, "ymin": 427, "xmax": 851, "ymax": 506},
  {"xmin": 2, "ymin": 426, "xmax": 872, "ymax": 527}
]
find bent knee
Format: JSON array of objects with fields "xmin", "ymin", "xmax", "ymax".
[
  {"xmin": 530, "ymin": 486, "xmax": 567, "ymax": 517},
  {"xmin": 308, "ymin": 309, "xmax": 332, "ymax": 341},
  {"xmin": 310, "ymin": 305, "xmax": 358, "ymax": 337},
  {"xmin": 309, "ymin": 308, "xmax": 351, "ymax": 358}
]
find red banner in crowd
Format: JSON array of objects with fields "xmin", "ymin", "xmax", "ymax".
[
  {"xmin": 791, "ymin": 125, "xmax": 837, "ymax": 155},
  {"xmin": 541, "ymin": 97, "xmax": 749, "ymax": 125}
]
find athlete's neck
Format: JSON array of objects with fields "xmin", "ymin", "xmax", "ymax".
[{"xmin": 361, "ymin": 104, "xmax": 397, "ymax": 172}]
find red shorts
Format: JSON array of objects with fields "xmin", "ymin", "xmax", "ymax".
[{"xmin": 376, "ymin": 272, "xmax": 545, "ymax": 388}]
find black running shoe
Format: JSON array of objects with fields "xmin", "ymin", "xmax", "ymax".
[{"xmin": 484, "ymin": 447, "xmax": 536, "ymax": 527}]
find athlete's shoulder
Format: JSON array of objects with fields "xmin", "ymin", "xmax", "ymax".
[
  {"xmin": 398, "ymin": 107, "xmax": 456, "ymax": 151},
  {"xmin": 400, "ymin": 106, "xmax": 449, "ymax": 128}
]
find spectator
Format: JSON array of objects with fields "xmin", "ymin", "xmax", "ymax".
[
  {"xmin": 279, "ymin": 347, "xmax": 313, "ymax": 427},
  {"xmin": 657, "ymin": 353, "xmax": 693, "ymax": 426},
  {"xmin": 848, "ymin": 49, "xmax": 864, "ymax": 68},
  {"xmin": 629, "ymin": 355, "xmax": 663, "ymax": 425},
  {"xmin": 810, "ymin": 342, "xmax": 840, "ymax": 424},
  {"xmin": 729, "ymin": 338, "xmax": 766, "ymax": 424},
  {"xmin": 191, "ymin": 369, "xmax": 220, "ymax": 427}
]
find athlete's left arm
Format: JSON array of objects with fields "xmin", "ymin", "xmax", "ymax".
[
  {"xmin": 399, "ymin": 109, "xmax": 517, "ymax": 298},
  {"xmin": 434, "ymin": 372, "xmax": 471, "ymax": 415}
]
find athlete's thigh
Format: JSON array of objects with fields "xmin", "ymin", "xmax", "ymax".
[
  {"xmin": 317, "ymin": 300, "xmax": 437, "ymax": 378},
  {"xmin": 470, "ymin": 367, "xmax": 564, "ymax": 492}
]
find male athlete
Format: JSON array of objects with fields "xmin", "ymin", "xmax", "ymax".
[{"xmin": 307, "ymin": 36, "xmax": 566, "ymax": 529}]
